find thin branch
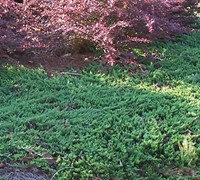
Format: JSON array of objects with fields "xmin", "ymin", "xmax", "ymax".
[{"xmin": 50, "ymin": 167, "xmax": 74, "ymax": 180}]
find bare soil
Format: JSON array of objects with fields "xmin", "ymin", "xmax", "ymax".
[
  {"xmin": 0, "ymin": 166, "xmax": 50, "ymax": 180},
  {"xmin": 0, "ymin": 52, "xmax": 97, "ymax": 75}
]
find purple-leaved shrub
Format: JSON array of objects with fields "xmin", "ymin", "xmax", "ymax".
[{"xmin": 0, "ymin": 0, "xmax": 199, "ymax": 64}]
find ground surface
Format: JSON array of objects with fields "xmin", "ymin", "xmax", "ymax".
[
  {"xmin": 0, "ymin": 166, "xmax": 50, "ymax": 180},
  {"xmin": 1, "ymin": 53, "xmax": 96, "ymax": 76}
]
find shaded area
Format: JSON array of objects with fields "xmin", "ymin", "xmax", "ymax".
[
  {"xmin": 0, "ymin": 0, "xmax": 199, "ymax": 67},
  {"xmin": 10, "ymin": 54, "xmax": 96, "ymax": 75},
  {"xmin": 0, "ymin": 2, "xmax": 97, "ymax": 73}
]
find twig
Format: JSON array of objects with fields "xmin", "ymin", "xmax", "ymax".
[
  {"xmin": 59, "ymin": 72, "xmax": 83, "ymax": 76},
  {"xmin": 50, "ymin": 167, "xmax": 74, "ymax": 180}
]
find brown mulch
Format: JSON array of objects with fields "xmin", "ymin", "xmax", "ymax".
[
  {"xmin": 0, "ymin": 52, "xmax": 97, "ymax": 76},
  {"xmin": 0, "ymin": 166, "xmax": 50, "ymax": 180}
]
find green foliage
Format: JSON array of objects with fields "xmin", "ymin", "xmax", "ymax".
[
  {"xmin": 0, "ymin": 31, "xmax": 200, "ymax": 179},
  {"xmin": 179, "ymin": 135, "xmax": 198, "ymax": 166}
]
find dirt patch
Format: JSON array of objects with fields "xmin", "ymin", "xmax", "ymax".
[
  {"xmin": 0, "ymin": 166, "xmax": 50, "ymax": 180},
  {"xmin": 18, "ymin": 54, "xmax": 96, "ymax": 75},
  {"xmin": 0, "ymin": 52, "xmax": 97, "ymax": 75}
]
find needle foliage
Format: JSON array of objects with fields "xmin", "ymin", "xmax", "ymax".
[{"xmin": 0, "ymin": 31, "xmax": 200, "ymax": 179}]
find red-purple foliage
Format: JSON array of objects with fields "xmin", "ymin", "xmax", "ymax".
[{"xmin": 0, "ymin": 0, "xmax": 199, "ymax": 64}]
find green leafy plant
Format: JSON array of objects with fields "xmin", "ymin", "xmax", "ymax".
[
  {"xmin": 0, "ymin": 31, "xmax": 200, "ymax": 179},
  {"xmin": 179, "ymin": 136, "xmax": 198, "ymax": 165}
]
